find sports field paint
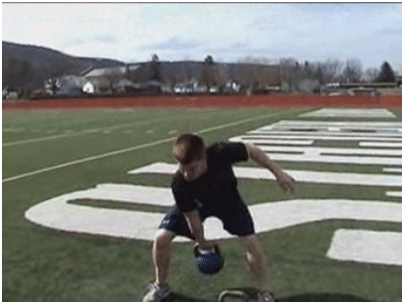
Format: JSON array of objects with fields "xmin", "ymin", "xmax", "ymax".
[
  {"xmin": 231, "ymin": 120, "xmax": 402, "ymax": 165},
  {"xmin": 128, "ymin": 162, "xmax": 401, "ymax": 187},
  {"xmin": 2, "ymin": 110, "xmax": 226, "ymax": 147},
  {"xmin": 327, "ymin": 229, "xmax": 401, "ymax": 265},
  {"xmin": 23, "ymin": 112, "xmax": 402, "ymax": 266},
  {"xmin": 299, "ymin": 108, "xmax": 396, "ymax": 118},
  {"xmin": 386, "ymin": 191, "xmax": 402, "ymax": 197},
  {"xmin": 3, "ymin": 109, "xmax": 300, "ymax": 183},
  {"xmin": 25, "ymin": 162, "xmax": 402, "ymax": 265}
]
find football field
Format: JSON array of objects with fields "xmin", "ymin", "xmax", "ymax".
[{"xmin": 2, "ymin": 106, "xmax": 402, "ymax": 301}]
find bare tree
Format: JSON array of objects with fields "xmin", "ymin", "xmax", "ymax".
[
  {"xmin": 342, "ymin": 58, "xmax": 363, "ymax": 83},
  {"xmin": 279, "ymin": 57, "xmax": 299, "ymax": 92},
  {"xmin": 364, "ymin": 67, "xmax": 379, "ymax": 82},
  {"xmin": 319, "ymin": 58, "xmax": 344, "ymax": 84}
]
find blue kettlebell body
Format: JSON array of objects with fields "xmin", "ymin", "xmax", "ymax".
[{"xmin": 194, "ymin": 244, "xmax": 224, "ymax": 275}]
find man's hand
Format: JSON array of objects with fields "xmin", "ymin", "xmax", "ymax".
[
  {"xmin": 276, "ymin": 171, "xmax": 296, "ymax": 194},
  {"xmin": 246, "ymin": 143, "xmax": 297, "ymax": 194},
  {"xmin": 197, "ymin": 240, "xmax": 216, "ymax": 251}
]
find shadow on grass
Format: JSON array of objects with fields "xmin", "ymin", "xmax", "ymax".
[
  {"xmin": 163, "ymin": 292, "xmax": 205, "ymax": 302},
  {"xmin": 279, "ymin": 293, "xmax": 369, "ymax": 302},
  {"xmin": 163, "ymin": 287, "xmax": 369, "ymax": 302}
]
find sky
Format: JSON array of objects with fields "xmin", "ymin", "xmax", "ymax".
[{"xmin": 2, "ymin": 2, "xmax": 402, "ymax": 72}]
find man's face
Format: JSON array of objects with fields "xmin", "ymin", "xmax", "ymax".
[{"xmin": 179, "ymin": 156, "xmax": 207, "ymax": 182}]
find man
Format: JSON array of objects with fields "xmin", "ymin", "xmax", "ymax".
[{"xmin": 143, "ymin": 134, "xmax": 296, "ymax": 302}]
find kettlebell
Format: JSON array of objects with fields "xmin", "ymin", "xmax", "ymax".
[{"xmin": 194, "ymin": 244, "xmax": 224, "ymax": 275}]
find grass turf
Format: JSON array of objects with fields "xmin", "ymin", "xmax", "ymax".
[{"xmin": 2, "ymin": 107, "xmax": 402, "ymax": 301}]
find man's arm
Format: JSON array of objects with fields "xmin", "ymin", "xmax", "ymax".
[
  {"xmin": 183, "ymin": 210, "xmax": 214, "ymax": 250},
  {"xmin": 245, "ymin": 143, "xmax": 296, "ymax": 194}
]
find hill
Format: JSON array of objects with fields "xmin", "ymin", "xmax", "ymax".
[
  {"xmin": 2, "ymin": 41, "xmax": 125, "ymax": 92},
  {"xmin": 2, "ymin": 41, "xmax": 282, "ymax": 97}
]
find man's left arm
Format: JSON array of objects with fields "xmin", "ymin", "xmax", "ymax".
[{"xmin": 245, "ymin": 143, "xmax": 296, "ymax": 194}]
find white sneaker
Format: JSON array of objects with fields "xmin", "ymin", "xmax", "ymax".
[
  {"xmin": 257, "ymin": 290, "xmax": 275, "ymax": 302},
  {"xmin": 142, "ymin": 282, "xmax": 171, "ymax": 302}
]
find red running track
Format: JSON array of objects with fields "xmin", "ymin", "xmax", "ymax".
[{"xmin": 2, "ymin": 94, "xmax": 402, "ymax": 110}]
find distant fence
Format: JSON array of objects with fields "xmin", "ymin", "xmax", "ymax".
[{"xmin": 2, "ymin": 94, "xmax": 402, "ymax": 110}]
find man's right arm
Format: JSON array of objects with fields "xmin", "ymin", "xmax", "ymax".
[{"xmin": 183, "ymin": 210, "xmax": 214, "ymax": 250}]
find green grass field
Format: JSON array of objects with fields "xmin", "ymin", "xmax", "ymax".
[{"xmin": 3, "ymin": 107, "xmax": 402, "ymax": 301}]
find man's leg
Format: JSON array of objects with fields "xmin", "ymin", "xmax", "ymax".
[
  {"xmin": 238, "ymin": 234, "xmax": 272, "ymax": 293},
  {"xmin": 143, "ymin": 229, "xmax": 175, "ymax": 302},
  {"xmin": 152, "ymin": 229, "xmax": 175, "ymax": 285}
]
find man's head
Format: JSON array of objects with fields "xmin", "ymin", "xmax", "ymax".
[{"xmin": 173, "ymin": 134, "xmax": 207, "ymax": 181}]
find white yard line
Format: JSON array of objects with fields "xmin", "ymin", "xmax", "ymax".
[
  {"xmin": 3, "ymin": 109, "xmax": 245, "ymax": 147},
  {"xmin": 248, "ymin": 130, "xmax": 401, "ymax": 138},
  {"xmin": 3, "ymin": 115, "xmax": 188, "ymax": 147},
  {"xmin": 231, "ymin": 134, "xmax": 402, "ymax": 142},
  {"xmin": 3, "ymin": 109, "xmax": 298, "ymax": 183},
  {"xmin": 386, "ymin": 191, "xmax": 402, "ymax": 198},
  {"xmin": 359, "ymin": 142, "xmax": 402, "ymax": 148},
  {"xmin": 383, "ymin": 167, "xmax": 402, "ymax": 173},
  {"xmin": 300, "ymin": 108, "xmax": 396, "ymax": 118}
]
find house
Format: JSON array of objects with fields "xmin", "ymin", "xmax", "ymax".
[{"xmin": 2, "ymin": 86, "xmax": 19, "ymax": 99}]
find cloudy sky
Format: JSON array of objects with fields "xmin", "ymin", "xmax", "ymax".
[{"xmin": 2, "ymin": 2, "xmax": 402, "ymax": 71}]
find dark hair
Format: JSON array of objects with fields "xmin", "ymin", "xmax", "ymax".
[{"xmin": 173, "ymin": 134, "xmax": 205, "ymax": 165}]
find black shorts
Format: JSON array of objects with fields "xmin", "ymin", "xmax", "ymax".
[{"xmin": 158, "ymin": 203, "xmax": 255, "ymax": 239}]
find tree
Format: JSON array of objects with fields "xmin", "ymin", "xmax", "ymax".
[
  {"xmin": 364, "ymin": 67, "xmax": 379, "ymax": 82},
  {"xmin": 279, "ymin": 57, "xmax": 299, "ymax": 92},
  {"xmin": 376, "ymin": 61, "xmax": 395, "ymax": 82},
  {"xmin": 342, "ymin": 58, "xmax": 363, "ymax": 83},
  {"xmin": 150, "ymin": 54, "xmax": 161, "ymax": 81},
  {"xmin": 200, "ymin": 55, "xmax": 218, "ymax": 91},
  {"xmin": 319, "ymin": 58, "xmax": 344, "ymax": 84},
  {"xmin": 204, "ymin": 55, "xmax": 214, "ymax": 65}
]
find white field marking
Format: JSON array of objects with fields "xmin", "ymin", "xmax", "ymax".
[
  {"xmin": 359, "ymin": 141, "xmax": 402, "ymax": 148},
  {"xmin": 231, "ymin": 135, "xmax": 402, "ymax": 142},
  {"xmin": 3, "ymin": 130, "xmax": 96, "ymax": 146},
  {"xmin": 383, "ymin": 167, "xmax": 402, "ymax": 173},
  {"xmin": 386, "ymin": 191, "xmax": 402, "ymax": 198},
  {"xmin": 262, "ymin": 153, "xmax": 401, "ymax": 166},
  {"xmin": 327, "ymin": 229, "xmax": 401, "ymax": 265},
  {"xmin": 231, "ymin": 120, "xmax": 402, "ymax": 165},
  {"xmin": 231, "ymin": 143, "xmax": 401, "ymax": 166},
  {"xmin": 256, "ymin": 120, "xmax": 402, "ymax": 128},
  {"xmin": 45, "ymin": 129, "xmax": 57, "ymax": 134},
  {"xmin": 128, "ymin": 162, "xmax": 402, "ymax": 187},
  {"xmin": 248, "ymin": 130, "xmax": 401, "ymax": 138},
  {"xmin": 3, "ymin": 128, "xmax": 26, "ymax": 132},
  {"xmin": 229, "ymin": 139, "xmax": 314, "ymax": 146},
  {"xmin": 3, "ymin": 109, "xmax": 299, "ymax": 183},
  {"xmin": 300, "ymin": 108, "xmax": 396, "ymax": 118},
  {"xmin": 254, "ymin": 145, "xmax": 402, "ymax": 156},
  {"xmin": 24, "ymin": 184, "xmax": 401, "ymax": 242},
  {"xmin": 252, "ymin": 120, "xmax": 401, "ymax": 136},
  {"xmin": 2, "ymin": 110, "xmax": 226, "ymax": 147}
]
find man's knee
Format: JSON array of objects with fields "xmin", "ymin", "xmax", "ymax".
[
  {"xmin": 239, "ymin": 235, "xmax": 264, "ymax": 259},
  {"xmin": 154, "ymin": 229, "xmax": 175, "ymax": 249},
  {"xmin": 239, "ymin": 234, "xmax": 259, "ymax": 250}
]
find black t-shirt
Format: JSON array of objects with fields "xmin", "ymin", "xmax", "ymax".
[{"xmin": 171, "ymin": 142, "xmax": 249, "ymax": 217}]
